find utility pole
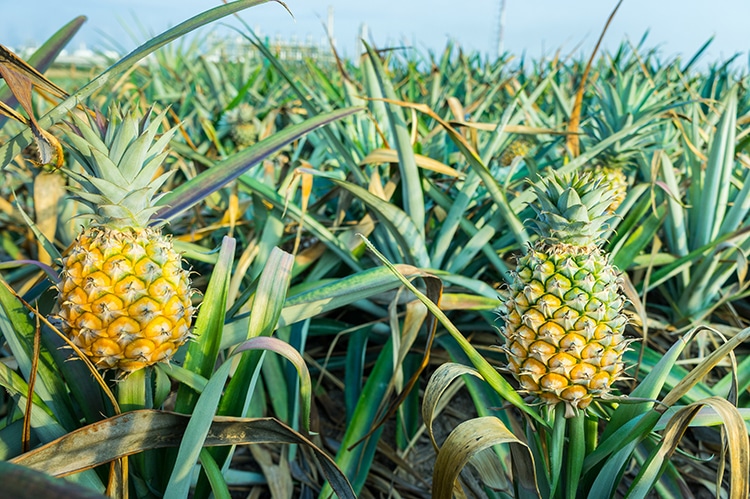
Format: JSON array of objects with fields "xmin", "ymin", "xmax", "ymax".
[
  {"xmin": 496, "ymin": 0, "xmax": 507, "ymax": 58},
  {"xmin": 358, "ymin": 22, "xmax": 369, "ymax": 51},
  {"xmin": 327, "ymin": 5, "xmax": 335, "ymax": 49}
]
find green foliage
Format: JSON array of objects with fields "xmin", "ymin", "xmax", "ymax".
[{"xmin": 1, "ymin": 5, "xmax": 750, "ymax": 499}]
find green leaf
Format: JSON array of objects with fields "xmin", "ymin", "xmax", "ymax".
[
  {"xmin": 165, "ymin": 337, "xmax": 315, "ymax": 498},
  {"xmin": 279, "ymin": 265, "xmax": 422, "ymax": 329},
  {"xmin": 232, "ymin": 174, "xmax": 362, "ymax": 273},
  {"xmin": 232, "ymin": 24, "xmax": 368, "ymax": 185},
  {"xmin": 363, "ymin": 42, "xmax": 425, "ymax": 233},
  {"xmin": 0, "ymin": 279, "xmax": 78, "ymax": 431},
  {"xmin": 320, "ymin": 339, "xmax": 393, "ymax": 497},
  {"xmin": 193, "ymin": 247, "xmax": 294, "ymax": 499},
  {"xmin": 301, "ymin": 168, "xmax": 431, "ymax": 267},
  {"xmin": 690, "ymin": 88, "xmax": 737, "ymax": 250},
  {"xmin": 198, "ymin": 448, "xmax": 232, "ymax": 499},
  {"xmin": 611, "ymin": 203, "xmax": 666, "ymax": 271},
  {"xmin": 359, "ymin": 236, "xmax": 545, "ymax": 426},
  {"xmin": 157, "ymin": 106, "xmax": 363, "ymax": 222},
  {"xmin": 174, "ymin": 236, "xmax": 236, "ymax": 414}
]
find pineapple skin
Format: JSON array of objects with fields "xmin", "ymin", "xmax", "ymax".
[
  {"xmin": 231, "ymin": 122, "xmax": 258, "ymax": 148},
  {"xmin": 58, "ymin": 226, "xmax": 193, "ymax": 372},
  {"xmin": 499, "ymin": 138, "xmax": 532, "ymax": 167},
  {"xmin": 500, "ymin": 242, "xmax": 628, "ymax": 412},
  {"xmin": 589, "ymin": 165, "xmax": 628, "ymax": 213},
  {"xmin": 220, "ymin": 103, "xmax": 260, "ymax": 148}
]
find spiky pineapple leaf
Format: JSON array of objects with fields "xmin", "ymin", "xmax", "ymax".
[
  {"xmin": 155, "ymin": 106, "xmax": 362, "ymax": 222},
  {"xmin": 165, "ymin": 336, "xmax": 315, "ymax": 498},
  {"xmin": 422, "ymin": 178, "xmax": 511, "ymax": 277},
  {"xmin": 383, "ymin": 98, "xmax": 530, "ymax": 246},
  {"xmin": 0, "ymin": 279, "xmax": 78, "ymax": 431},
  {"xmin": 359, "ymin": 236, "xmax": 545, "ymax": 426},
  {"xmin": 190, "ymin": 247, "xmax": 295, "ymax": 499},
  {"xmin": 362, "ymin": 42, "xmax": 426, "ymax": 234},
  {"xmin": 230, "ymin": 23, "xmax": 368, "ymax": 185},
  {"xmin": 690, "ymin": 89, "xmax": 737, "ymax": 250},
  {"xmin": 171, "ymin": 236, "xmax": 235, "ymax": 414},
  {"xmin": 300, "ymin": 168, "xmax": 431, "ymax": 267},
  {"xmin": 320, "ymin": 337, "xmax": 394, "ymax": 497},
  {"xmin": 218, "ymin": 265, "xmax": 428, "ymax": 351}
]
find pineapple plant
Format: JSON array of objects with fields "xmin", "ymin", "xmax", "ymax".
[
  {"xmin": 499, "ymin": 172, "xmax": 628, "ymax": 415},
  {"xmin": 55, "ymin": 107, "xmax": 195, "ymax": 372},
  {"xmin": 582, "ymin": 71, "xmax": 672, "ymax": 212}
]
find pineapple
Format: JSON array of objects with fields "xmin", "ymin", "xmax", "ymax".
[
  {"xmin": 56, "ymin": 108, "xmax": 194, "ymax": 372},
  {"xmin": 499, "ymin": 173, "xmax": 628, "ymax": 415},
  {"xmin": 218, "ymin": 103, "xmax": 261, "ymax": 148},
  {"xmin": 499, "ymin": 137, "xmax": 532, "ymax": 167},
  {"xmin": 589, "ymin": 164, "xmax": 628, "ymax": 213}
]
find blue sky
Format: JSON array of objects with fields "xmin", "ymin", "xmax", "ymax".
[{"xmin": 2, "ymin": 1, "xmax": 748, "ymax": 64}]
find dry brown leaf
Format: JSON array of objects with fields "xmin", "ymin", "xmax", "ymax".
[
  {"xmin": 33, "ymin": 172, "xmax": 66, "ymax": 264},
  {"xmin": 0, "ymin": 44, "xmax": 68, "ymax": 166}
]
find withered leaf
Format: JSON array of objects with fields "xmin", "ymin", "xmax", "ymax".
[{"xmin": 0, "ymin": 44, "xmax": 68, "ymax": 167}]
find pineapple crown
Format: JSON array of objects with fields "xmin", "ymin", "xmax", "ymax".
[
  {"xmin": 218, "ymin": 103, "xmax": 260, "ymax": 128},
  {"xmin": 527, "ymin": 172, "xmax": 617, "ymax": 248},
  {"xmin": 582, "ymin": 71, "xmax": 671, "ymax": 169},
  {"xmin": 62, "ymin": 106, "xmax": 178, "ymax": 229}
]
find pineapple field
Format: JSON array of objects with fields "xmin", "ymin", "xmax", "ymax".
[{"xmin": 2, "ymin": 2, "xmax": 750, "ymax": 498}]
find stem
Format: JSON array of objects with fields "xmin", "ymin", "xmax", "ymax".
[
  {"xmin": 117, "ymin": 368, "xmax": 152, "ymax": 412},
  {"xmin": 116, "ymin": 368, "xmax": 158, "ymax": 497},
  {"xmin": 585, "ymin": 415, "xmax": 598, "ymax": 454},
  {"xmin": 565, "ymin": 411, "xmax": 586, "ymax": 499},
  {"xmin": 549, "ymin": 403, "xmax": 567, "ymax": 497},
  {"xmin": 527, "ymin": 418, "xmax": 551, "ymax": 498}
]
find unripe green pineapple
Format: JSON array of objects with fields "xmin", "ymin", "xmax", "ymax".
[
  {"xmin": 499, "ymin": 173, "xmax": 628, "ymax": 415},
  {"xmin": 219, "ymin": 103, "xmax": 261, "ymax": 148},
  {"xmin": 56, "ymin": 108, "xmax": 194, "ymax": 372}
]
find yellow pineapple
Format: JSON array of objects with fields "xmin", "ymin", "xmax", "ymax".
[
  {"xmin": 499, "ymin": 137, "xmax": 532, "ymax": 167},
  {"xmin": 499, "ymin": 173, "xmax": 628, "ymax": 415},
  {"xmin": 56, "ymin": 108, "xmax": 194, "ymax": 372},
  {"xmin": 590, "ymin": 165, "xmax": 627, "ymax": 213}
]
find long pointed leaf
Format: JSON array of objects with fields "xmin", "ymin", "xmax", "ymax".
[
  {"xmin": 175, "ymin": 236, "xmax": 236, "ymax": 413},
  {"xmin": 156, "ymin": 107, "xmax": 362, "ymax": 222},
  {"xmin": 363, "ymin": 43, "xmax": 425, "ymax": 233},
  {"xmin": 11, "ymin": 410, "xmax": 353, "ymax": 498},
  {"xmin": 302, "ymin": 168, "xmax": 430, "ymax": 267}
]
